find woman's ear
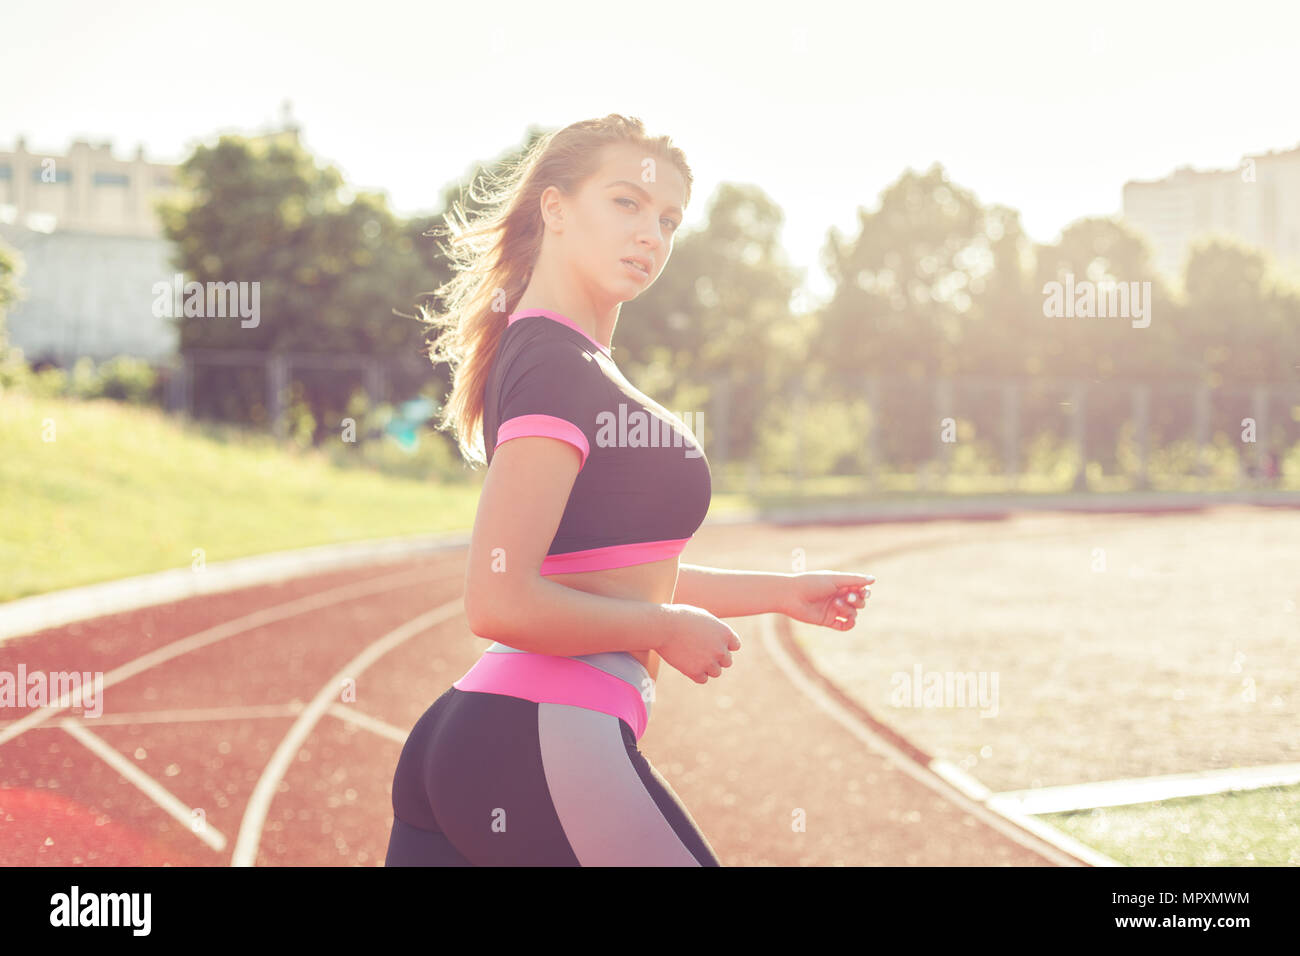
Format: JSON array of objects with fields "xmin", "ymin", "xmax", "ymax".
[{"xmin": 539, "ymin": 186, "xmax": 566, "ymax": 232}]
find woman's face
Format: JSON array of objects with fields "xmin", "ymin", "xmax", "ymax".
[{"xmin": 546, "ymin": 142, "xmax": 687, "ymax": 304}]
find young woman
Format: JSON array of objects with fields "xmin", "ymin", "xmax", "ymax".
[{"xmin": 384, "ymin": 114, "xmax": 874, "ymax": 866}]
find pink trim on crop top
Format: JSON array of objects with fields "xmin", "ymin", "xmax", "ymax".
[
  {"xmin": 495, "ymin": 414, "xmax": 590, "ymax": 469},
  {"xmin": 538, "ymin": 537, "xmax": 691, "ymax": 574},
  {"xmin": 453, "ymin": 650, "xmax": 649, "ymax": 740},
  {"xmin": 508, "ymin": 308, "xmax": 613, "ymax": 357}
]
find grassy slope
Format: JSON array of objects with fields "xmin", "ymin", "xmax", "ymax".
[{"xmin": 0, "ymin": 392, "xmax": 485, "ymax": 602}]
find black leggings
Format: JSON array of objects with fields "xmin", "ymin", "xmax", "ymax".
[{"xmin": 384, "ymin": 685, "xmax": 721, "ymax": 866}]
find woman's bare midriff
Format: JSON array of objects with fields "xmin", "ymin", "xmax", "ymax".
[{"xmin": 543, "ymin": 554, "xmax": 679, "ymax": 682}]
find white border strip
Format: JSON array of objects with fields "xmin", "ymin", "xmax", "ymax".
[
  {"xmin": 758, "ymin": 613, "xmax": 1115, "ymax": 866},
  {"xmin": 929, "ymin": 758, "xmax": 1122, "ymax": 867},
  {"xmin": 0, "ymin": 530, "xmax": 470, "ymax": 645},
  {"xmin": 773, "ymin": 544, "xmax": 1123, "ymax": 866},
  {"xmin": 988, "ymin": 762, "xmax": 1300, "ymax": 815}
]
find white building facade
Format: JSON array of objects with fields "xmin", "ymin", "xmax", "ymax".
[
  {"xmin": 1122, "ymin": 143, "xmax": 1300, "ymax": 282},
  {"xmin": 0, "ymin": 136, "xmax": 188, "ymax": 363}
]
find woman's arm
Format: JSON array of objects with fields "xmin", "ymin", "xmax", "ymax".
[
  {"xmin": 676, "ymin": 564, "xmax": 877, "ymax": 630},
  {"xmin": 470, "ymin": 574, "xmax": 680, "ymax": 656},
  {"xmin": 673, "ymin": 563, "xmax": 794, "ymax": 619}
]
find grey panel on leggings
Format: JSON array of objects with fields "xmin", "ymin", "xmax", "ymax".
[
  {"xmin": 536, "ymin": 703, "xmax": 700, "ymax": 866},
  {"xmin": 486, "ymin": 642, "xmax": 654, "ymax": 723}
]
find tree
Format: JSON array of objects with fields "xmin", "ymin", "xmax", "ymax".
[
  {"xmin": 0, "ymin": 238, "xmax": 25, "ymax": 365},
  {"xmin": 818, "ymin": 164, "xmax": 993, "ymax": 387},
  {"xmin": 815, "ymin": 164, "xmax": 1035, "ymax": 468},
  {"xmin": 156, "ymin": 133, "xmax": 436, "ymax": 434},
  {"xmin": 1181, "ymin": 238, "xmax": 1300, "ymax": 385},
  {"xmin": 1032, "ymin": 216, "xmax": 1179, "ymax": 383}
]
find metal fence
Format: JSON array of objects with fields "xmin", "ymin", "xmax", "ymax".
[
  {"xmin": 136, "ymin": 350, "xmax": 1299, "ymax": 492},
  {"xmin": 704, "ymin": 375, "xmax": 1300, "ymax": 493},
  {"xmin": 156, "ymin": 348, "xmax": 435, "ymax": 440}
]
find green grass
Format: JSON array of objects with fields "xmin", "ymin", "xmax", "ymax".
[
  {"xmin": 0, "ymin": 392, "xmax": 482, "ymax": 602},
  {"xmin": 1042, "ymin": 784, "xmax": 1300, "ymax": 866}
]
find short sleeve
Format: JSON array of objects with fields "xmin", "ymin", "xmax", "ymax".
[{"xmin": 493, "ymin": 338, "xmax": 598, "ymax": 471}]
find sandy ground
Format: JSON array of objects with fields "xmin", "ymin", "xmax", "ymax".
[{"xmin": 786, "ymin": 506, "xmax": 1300, "ymax": 792}]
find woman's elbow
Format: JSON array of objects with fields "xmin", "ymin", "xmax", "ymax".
[
  {"xmin": 464, "ymin": 583, "xmax": 516, "ymax": 639},
  {"xmin": 464, "ymin": 588, "xmax": 495, "ymax": 636}
]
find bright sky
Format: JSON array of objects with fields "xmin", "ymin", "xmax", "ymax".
[{"xmin": 2, "ymin": 0, "xmax": 1296, "ymax": 308}]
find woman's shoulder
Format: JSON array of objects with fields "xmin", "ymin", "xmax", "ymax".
[{"xmin": 497, "ymin": 319, "xmax": 609, "ymax": 383}]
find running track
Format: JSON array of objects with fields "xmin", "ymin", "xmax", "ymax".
[{"xmin": 0, "ymin": 520, "xmax": 1089, "ymax": 866}]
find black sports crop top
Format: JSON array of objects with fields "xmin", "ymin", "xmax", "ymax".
[{"xmin": 482, "ymin": 307, "xmax": 712, "ymax": 573}]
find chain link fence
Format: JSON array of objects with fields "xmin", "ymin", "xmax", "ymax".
[
  {"xmin": 96, "ymin": 349, "xmax": 1300, "ymax": 494},
  {"xmin": 703, "ymin": 375, "xmax": 1300, "ymax": 495}
]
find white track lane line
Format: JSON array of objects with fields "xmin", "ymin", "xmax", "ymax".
[
  {"xmin": 792, "ymin": 536, "xmax": 1298, "ymax": 860},
  {"xmin": 0, "ymin": 564, "xmax": 436, "ymax": 747},
  {"xmin": 0, "ymin": 703, "xmax": 306, "ymax": 729},
  {"xmin": 59, "ymin": 717, "xmax": 228, "ymax": 853},
  {"xmin": 760, "ymin": 610, "xmax": 1114, "ymax": 867},
  {"xmin": 325, "ymin": 703, "xmax": 409, "ymax": 743},
  {"xmin": 231, "ymin": 599, "xmax": 464, "ymax": 866},
  {"xmin": 774, "ymin": 544, "xmax": 1122, "ymax": 866}
]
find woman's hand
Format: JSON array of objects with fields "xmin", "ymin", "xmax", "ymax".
[
  {"xmin": 782, "ymin": 571, "xmax": 874, "ymax": 630},
  {"xmin": 658, "ymin": 604, "xmax": 743, "ymax": 684}
]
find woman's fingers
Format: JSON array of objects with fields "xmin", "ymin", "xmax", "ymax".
[{"xmin": 821, "ymin": 583, "xmax": 873, "ymax": 628}]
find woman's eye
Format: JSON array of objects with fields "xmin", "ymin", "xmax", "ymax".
[{"xmin": 618, "ymin": 197, "xmax": 677, "ymax": 233}]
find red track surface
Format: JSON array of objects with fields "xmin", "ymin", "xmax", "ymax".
[{"xmin": 0, "ymin": 523, "xmax": 1068, "ymax": 866}]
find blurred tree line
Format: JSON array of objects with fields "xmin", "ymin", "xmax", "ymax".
[
  {"xmin": 627, "ymin": 163, "xmax": 1299, "ymax": 481},
  {"xmin": 135, "ymin": 132, "xmax": 1300, "ymax": 482}
]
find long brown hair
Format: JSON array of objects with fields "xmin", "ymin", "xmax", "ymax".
[{"xmin": 418, "ymin": 114, "xmax": 693, "ymax": 466}]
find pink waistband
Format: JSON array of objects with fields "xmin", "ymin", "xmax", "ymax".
[
  {"xmin": 452, "ymin": 650, "xmax": 649, "ymax": 741},
  {"xmin": 540, "ymin": 537, "xmax": 691, "ymax": 574}
]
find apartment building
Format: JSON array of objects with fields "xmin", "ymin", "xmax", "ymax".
[
  {"xmin": 1122, "ymin": 143, "xmax": 1300, "ymax": 281},
  {"xmin": 0, "ymin": 136, "xmax": 184, "ymax": 238}
]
